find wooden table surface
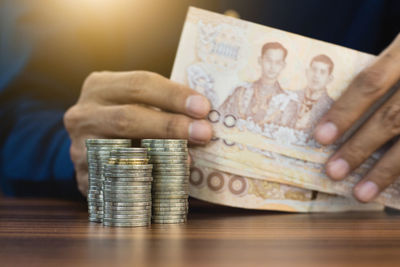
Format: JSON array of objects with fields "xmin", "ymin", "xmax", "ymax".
[{"xmin": 1, "ymin": 197, "xmax": 400, "ymax": 267}]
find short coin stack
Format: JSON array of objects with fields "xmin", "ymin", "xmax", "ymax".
[
  {"xmin": 86, "ymin": 139, "xmax": 131, "ymax": 222},
  {"xmin": 102, "ymin": 148, "xmax": 153, "ymax": 227},
  {"xmin": 141, "ymin": 139, "xmax": 189, "ymax": 224}
]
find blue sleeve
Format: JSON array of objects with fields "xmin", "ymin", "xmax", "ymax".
[{"xmin": 0, "ymin": 1, "xmax": 77, "ymax": 197}]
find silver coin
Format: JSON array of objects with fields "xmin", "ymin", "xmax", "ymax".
[
  {"xmin": 104, "ymin": 213, "xmax": 151, "ymax": 218},
  {"xmin": 104, "ymin": 189, "xmax": 150, "ymax": 195},
  {"xmin": 142, "ymin": 145, "xmax": 186, "ymax": 149},
  {"xmin": 110, "ymin": 147, "xmax": 147, "ymax": 153},
  {"xmin": 151, "ymin": 218, "xmax": 186, "ymax": 224},
  {"xmin": 152, "ymin": 189, "xmax": 189, "ymax": 194},
  {"xmin": 104, "ymin": 172, "xmax": 153, "ymax": 177},
  {"xmin": 103, "ymin": 172, "xmax": 152, "ymax": 177},
  {"xmin": 103, "ymin": 218, "xmax": 150, "ymax": 224},
  {"xmin": 149, "ymin": 156, "xmax": 188, "ymax": 161},
  {"xmin": 152, "ymin": 207, "xmax": 188, "ymax": 213},
  {"xmin": 152, "ymin": 214, "xmax": 187, "ymax": 219},
  {"xmin": 152, "ymin": 183, "xmax": 189, "ymax": 188},
  {"xmin": 152, "ymin": 163, "xmax": 188, "ymax": 167},
  {"xmin": 105, "ymin": 192, "xmax": 151, "ymax": 197},
  {"xmin": 104, "ymin": 201, "xmax": 152, "ymax": 207},
  {"xmin": 141, "ymin": 139, "xmax": 187, "ymax": 143},
  {"xmin": 152, "ymin": 187, "xmax": 189, "ymax": 192},
  {"xmin": 152, "ymin": 196, "xmax": 188, "ymax": 200},
  {"xmin": 103, "ymin": 216, "xmax": 150, "ymax": 223},
  {"xmin": 104, "ymin": 197, "xmax": 151, "ymax": 202},
  {"xmin": 152, "ymin": 191, "xmax": 188, "ymax": 196},
  {"xmin": 152, "ymin": 206, "xmax": 188, "ymax": 212},
  {"xmin": 152, "ymin": 181, "xmax": 189, "ymax": 186},
  {"xmin": 108, "ymin": 155, "xmax": 148, "ymax": 160},
  {"xmin": 104, "ymin": 181, "xmax": 152, "ymax": 187},
  {"xmin": 104, "ymin": 178, "xmax": 153, "ymax": 182},
  {"xmin": 152, "ymin": 199, "xmax": 188, "ymax": 205},
  {"xmin": 153, "ymin": 172, "xmax": 190, "ymax": 177},
  {"xmin": 152, "ymin": 175, "xmax": 189, "ymax": 179},
  {"xmin": 104, "ymin": 205, "xmax": 151, "ymax": 211},
  {"xmin": 103, "ymin": 221, "xmax": 150, "ymax": 227},
  {"xmin": 104, "ymin": 164, "xmax": 153, "ymax": 170},
  {"xmin": 148, "ymin": 151, "xmax": 188, "ymax": 156},
  {"xmin": 152, "ymin": 180, "xmax": 189, "ymax": 185},
  {"xmin": 104, "ymin": 185, "xmax": 152, "ymax": 190},
  {"xmin": 104, "ymin": 207, "xmax": 151, "ymax": 213},
  {"xmin": 103, "ymin": 214, "xmax": 150, "ymax": 219},
  {"xmin": 86, "ymin": 138, "xmax": 131, "ymax": 145},
  {"xmin": 152, "ymin": 201, "xmax": 188, "ymax": 207},
  {"xmin": 147, "ymin": 149, "xmax": 188, "ymax": 153},
  {"xmin": 153, "ymin": 167, "xmax": 190, "ymax": 171},
  {"xmin": 153, "ymin": 213, "xmax": 187, "ymax": 218},
  {"xmin": 103, "ymin": 211, "xmax": 150, "ymax": 216},
  {"xmin": 149, "ymin": 160, "xmax": 189, "ymax": 165}
]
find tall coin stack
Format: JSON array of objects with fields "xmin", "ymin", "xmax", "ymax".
[
  {"xmin": 102, "ymin": 148, "xmax": 153, "ymax": 227},
  {"xmin": 141, "ymin": 139, "xmax": 189, "ymax": 224},
  {"xmin": 86, "ymin": 139, "xmax": 131, "ymax": 222}
]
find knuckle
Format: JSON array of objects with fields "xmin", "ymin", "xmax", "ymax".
[
  {"xmin": 63, "ymin": 106, "xmax": 80, "ymax": 132},
  {"xmin": 354, "ymin": 68, "xmax": 386, "ymax": 97},
  {"xmin": 70, "ymin": 142, "xmax": 84, "ymax": 164},
  {"xmin": 379, "ymin": 104, "xmax": 400, "ymax": 135},
  {"xmin": 343, "ymin": 141, "xmax": 367, "ymax": 165},
  {"xmin": 82, "ymin": 71, "xmax": 110, "ymax": 93},
  {"xmin": 165, "ymin": 115, "xmax": 187, "ymax": 138},
  {"xmin": 369, "ymin": 166, "xmax": 397, "ymax": 188},
  {"xmin": 83, "ymin": 71, "xmax": 100, "ymax": 90},
  {"xmin": 112, "ymin": 106, "xmax": 134, "ymax": 134},
  {"xmin": 129, "ymin": 71, "xmax": 158, "ymax": 90}
]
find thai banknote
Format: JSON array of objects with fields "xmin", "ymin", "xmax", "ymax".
[
  {"xmin": 170, "ymin": 7, "xmax": 377, "ymax": 164},
  {"xmin": 189, "ymin": 139, "xmax": 400, "ymax": 209},
  {"xmin": 171, "ymin": 7, "xmax": 400, "ymax": 210},
  {"xmin": 190, "ymin": 161, "xmax": 383, "ymax": 212}
]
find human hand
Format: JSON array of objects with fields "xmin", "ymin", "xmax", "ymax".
[
  {"xmin": 64, "ymin": 71, "xmax": 212, "ymax": 195},
  {"xmin": 314, "ymin": 34, "xmax": 400, "ymax": 203}
]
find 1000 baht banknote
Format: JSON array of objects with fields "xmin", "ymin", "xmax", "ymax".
[
  {"xmin": 171, "ymin": 7, "xmax": 399, "ymax": 210},
  {"xmin": 171, "ymin": 7, "xmax": 375, "ymax": 163}
]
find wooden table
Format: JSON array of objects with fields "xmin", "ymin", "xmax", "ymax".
[{"xmin": 1, "ymin": 197, "xmax": 400, "ymax": 267}]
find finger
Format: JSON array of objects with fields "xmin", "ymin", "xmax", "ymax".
[
  {"xmin": 325, "ymin": 89, "xmax": 400, "ymax": 180},
  {"xmin": 92, "ymin": 104, "xmax": 213, "ymax": 144},
  {"xmin": 77, "ymin": 171, "xmax": 88, "ymax": 197},
  {"xmin": 353, "ymin": 140, "xmax": 400, "ymax": 202},
  {"xmin": 82, "ymin": 71, "xmax": 211, "ymax": 119},
  {"xmin": 314, "ymin": 34, "xmax": 400, "ymax": 145}
]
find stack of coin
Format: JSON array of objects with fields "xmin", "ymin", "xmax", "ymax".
[
  {"xmin": 141, "ymin": 139, "xmax": 189, "ymax": 224},
  {"xmin": 86, "ymin": 139, "xmax": 131, "ymax": 222},
  {"xmin": 102, "ymin": 148, "xmax": 153, "ymax": 227}
]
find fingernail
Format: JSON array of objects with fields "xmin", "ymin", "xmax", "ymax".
[
  {"xmin": 186, "ymin": 95, "xmax": 210, "ymax": 118},
  {"xmin": 314, "ymin": 122, "xmax": 338, "ymax": 144},
  {"xmin": 189, "ymin": 120, "xmax": 212, "ymax": 144},
  {"xmin": 326, "ymin": 158, "xmax": 349, "ymax": 180},
  {"xmin": 354, "ymin": 181, "xmax": 379, "ymax": 202}
]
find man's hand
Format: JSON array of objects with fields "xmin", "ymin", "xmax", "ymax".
[
  {"xmin": 64, "ymin": 71, "xmax": 212, "ymax": 195},
  {"xmin": 314, "ymin": 34, "xmax": 400, "ymax": 202}
]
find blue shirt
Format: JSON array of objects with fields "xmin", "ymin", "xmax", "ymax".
[{"xmin": 0, "ymin": 0, "xmax": 399, "ymax": 197}]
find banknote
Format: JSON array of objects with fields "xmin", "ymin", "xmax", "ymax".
[
  {"xmin": 189, "ymin": 139, "xmax": 400, "ymax": 209},
  {"xmin": 170, "ymin": 7, "xmax": 377, "ymax": 164},
  {"xmin": 189, "ymin": 162, "xmax": 383, "ymax": 212}
]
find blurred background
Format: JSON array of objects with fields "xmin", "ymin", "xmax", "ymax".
[{"xmin": 0, "ymin": 0, "xmax": 398, "ymax": 197}]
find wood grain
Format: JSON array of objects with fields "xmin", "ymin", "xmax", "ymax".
[{"xmin": 1, "ymin": 197, "xmax": 400, "ymax": 267}]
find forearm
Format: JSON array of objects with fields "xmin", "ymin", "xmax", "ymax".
[{"xmin": 0, "ymin": 99, "xmax": 78, "ymax": 197}]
